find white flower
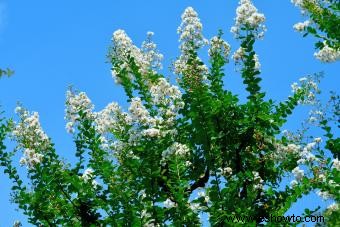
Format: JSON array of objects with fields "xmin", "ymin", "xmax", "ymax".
[
  {"xmin": 290, "ymin": 180, "xmax": 298, "ymax": 188},
  {"xmin": 327, "ymin": 203, "xmax": 338, "ymax": 212},
  {"xmin": 111, "ymin": 29, "xmax": 163, "ymax": 80},
  {"xmin": 253, "ymin": 171, "xmax": 264, "ymax": 190},
  {"xmin": 314, "ymin": 137, "xmax": 322, "ymax": 143},
  {"xmin": 292, "ymin": 166, "xmax": 304, "ymax": 181},
  {"xmin": 13, "ymin": 221, "xmax": 22, "ymax": 227},
  {"xmin": 174, "ymin": 7, "xmax": 208, "ymax": 76},
  {"xmin": 19, "ymin": 148, "xmax": 44, "ymax": 169},
  {"xmin": 164, "ymin": 198, "xmax": 176, "ymax": 208},
  {"xmin": 13, "ymin": 107, "xmax": 50, "ymax": 155},
  {"xmin": 231, "ymin": 0, "xmax": 266, "ymax": 39},
  {"xmin": 65, "ymin": 90, "xmax": 94, "ymax": 125},
  {"xmin": 140, "ymin": 31, "xmax": 164, "ymax": 74},
  {"xmin": 185, "ymin": 161, "xmax": 192, "ymax": 166},
  {"xmin": 190, "ymin": 202, "xmax": 200, "ymax": 211},
  {"xmin": 332, "ymin": 158, "xmax": 340, "ymax": 171},
  {"xmin": 177, "ymin": 7, "xmax": 207, "ymax": 50},
  {"xmin": 317, "ymin": 190, "xmax": 332, "ymax": 200},
  {"xmin": 162, "ymin": 142, "xmax": 190, "ymax": 159},
  {"xmin": 314, "ymin": 43, "xmax": 340, "ymax": 63},
  {"xmin": 143, "ymin": 128, "xmax": 161, "ymax": 138},
  {"xmin": 318, "ymin": 174, "xmax": 326, "ymax": 182},
  {"xmin": 287, "ymin": 144, "xmax": 300, "ymax": 153},
  {"xmin": 291, "ymin": 0, "xmax": 304, "ymax": 7},
  {"xmin": 293, "ymin": 20, "xmax": 310, "ymax": 32},
  {"xmin": 129, "ymin": 97, "xmax": 151, "ymax": 125},
  {"xmin": 82, "ymin": 168, "xmax": 94, "ymax": 181},
  {"xmin": 81, "ymin": 168, "xmax": 99, "ymax": 188},
  {"xmin": 65, "ymin": 122, "xmax": 74, "ymax": 134},
  {"xmin": 95, "ymin": 102, "xmax": 131, "ymax": 134},
  {"xmin": 208, "ymin": 36, "xmax": 231, "ymax": 62},
  {"xmin": 223, "ymin": 167, "xmax": 233, "ymax": 175},
  {"xmin": 253, "ymin": 54, "xmax": 261, "ymax": 70},
  {"xmin": 232, "ymin": 47, "xmax": 246, "ymax": 62}
]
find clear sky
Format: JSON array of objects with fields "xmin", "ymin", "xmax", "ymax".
[{"xmin": 0, "ymin": 0, "xmax": 339, "ymax": 226}]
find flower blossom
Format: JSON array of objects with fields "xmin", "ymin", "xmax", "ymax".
[
  {"xmin": 141, "ymin": 31, "xmax": 164, "ymax": 73},
  {"xmin": 327, "ymin": 203, "xmax": 339, "ymax": 212},
  {"xmin": 19, "ymin": 148, "xmax": 44, "ymax": 169},
  {"xmin": 82, "ymin": 168, "xmax": 99, "ymax": 188},
  {"xmin": 231, "ymin": 0, "xmax": 266, "ymax": 39},
  {"xmin": 111, "ymin": 30, "xmax": 163, "ymax": 83},
  {"xmin": 95, "ymin": 102, "xmax": 132, "ymax": 134},
  {"xmin": 174, "ymin": 7, "xmax": 208, "ymax": 76},
  {"xmin": 129, "ymin": 97, "xmax": 151, "ymax": 125},
  {"xmin": 65, "ymin": 89, "xmax": 94, "ymax": 133},
  {"xmin": 314, "ymin": 42, "xmax": 340, "ymax": 63},
  {"xmin": 12, "ymin": 107, "xmax": 49, "ymax": 169},
  {"xmin": 293, "ymin": 20, "xmax": 310, "ymax": 32},
  {"xmin": 292, "ymin": 166, "xmax": 304, "ymax": 181},
  {"xmin": 164, "ymin": 198, "xmax": 176, "ymax": 208},
  {"xmin": 317, "ymin": 190, "xmax": 333, "ymax": 200},
  {"xmin": 208, "ymin": 36, "xmax": 231, "ymax": 62},
  {"xmin": 332, "ymin": 158, "xmax": 340, "ymax": 171},
  {"xmin": 162, "ymin": 142, "xmax": 190, "ymax": 159}
]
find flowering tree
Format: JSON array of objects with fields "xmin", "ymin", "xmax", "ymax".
[
  {"xmin": 292, "ymin": 0, "xmax": 340, "ymax": 62},
  {"xmin": 0, "ymin": 0, "xmax": 339, "ymax": 226}
]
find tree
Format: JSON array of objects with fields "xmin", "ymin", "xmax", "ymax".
[
  {"xmin": 0, "ymin": 0, "xmax": 339, "ymax": 226},
  {"xmin": 291, "ymin": 0, "xmax": 340, "ymax": 62}
]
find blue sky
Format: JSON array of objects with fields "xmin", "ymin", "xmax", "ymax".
[{"xmin": 0, "ymin": 0, "xmax": 338, "ymax": 226}]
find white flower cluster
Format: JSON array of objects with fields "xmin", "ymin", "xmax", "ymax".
[
  {"xmin": 150, "ymin": 78, "xmax": 184, "ymax": 123},
  {"xmin": 208, "ymin": 36, "xmax": 231, "ymax": 62},
  {"xmin": 65, "ymin": 90, "xmax": 94, "ymax": 133},
  {"xmin": 223, "ymin": 167, "xmax": 233, "ymax": 176},
  {"xmin": 291, "ymin": 75, "xmax": 320, "ymax": 104},
  {"xmin": 297, "ymin": 141, "xmax": 317, "ymax": 164},
  {"xmin": 291, "ymin": 0, "xmax": 318, "ymax": 11},
  {"xmin": 314, "ymin": 42, "xmax": 340, "ymax": 63},
  {"xmin": 177, "ymin": 7, "xmax": 207, "ymax": 50},
  {"xmin": 232, "ymin": 47, "xmax": 246, "ymax": 62},
  {"xmin": 317, "ymin": 190, "xmax": 333, "ymax": 200},
  {"xmin": 162, "ymin": 142, "xmax": 190, "ymax": 159},
  {"xmin": 231, "ymin": 0, "xmax": 266, "ymax": 39},
  {"xmin": 252, "ymin": 171, "xmax": 264, "ymax": 190},
  {"xmin": 111, "ymin": 30, "xmax": 163, "ymax": 83},
  {"xmin": 141, "ymin": 31, "xmax": 164, "ymax": 72},
  {"xmin": 13, "ymin": 107, "xmax": 49, "ymax": 168},
  {"xmin": 232, "ymin": 47, "xmax": 261, "ymax": 70},
  {"xmin": 327, "ymin": 203, "xmax": 339, "ymax": 213},
  {"xmin": 174, "ymin": 7, "xmax": 208, "ymax": 76},
  {"xmin": 19, "ymin": 148, "xmax": 44, "ymax": 169},
  {"xmin": 291, "ymin": 1, "xmax": 339, "ymax": 62},
  {"xmin": 163, "ymin": 198, "xmax": 176, "ymax": 208},
  {"xmin": 273, "ymin": 142, "xmax": 301, "ymax": 162},
  {"xmin": 332, "ymin": 158, "xmax": 340, "ymax": 171},
  {"xmin": 291, "ymin": 0, "xmax": 304, "ymax": 7},
  {"xmin": 293, "ymin": 20, "xmax": 310, "ymax": 32},
  {"xmin": 292, "ymin": 166, "xmax": 304, "ymax": 181},
  {"xmin": 129, "ymin": 97, "xmax": 152, "ymax": 125},
  {"xmin": 81, "ymin": 168, "xmax": 99, "ymax": 188},
  {"xmin": 290, "ymin": 179, "xmax": 299, "ymax": 188},
  {"xmin": 95, "ymin": 102, "xmax": 132, "ymax": 134}
]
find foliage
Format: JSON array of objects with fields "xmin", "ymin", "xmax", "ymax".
[
  {"xmin": 0, "ymin": 68, "xmax": 14, "ymax": 78},
  {"xmin": 292, "ymin": 0, "xmax": 340, "ymax": 62},
  {"xmin": 0, "ymin": 0, "xmax": 339, "ymax": 226}
]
